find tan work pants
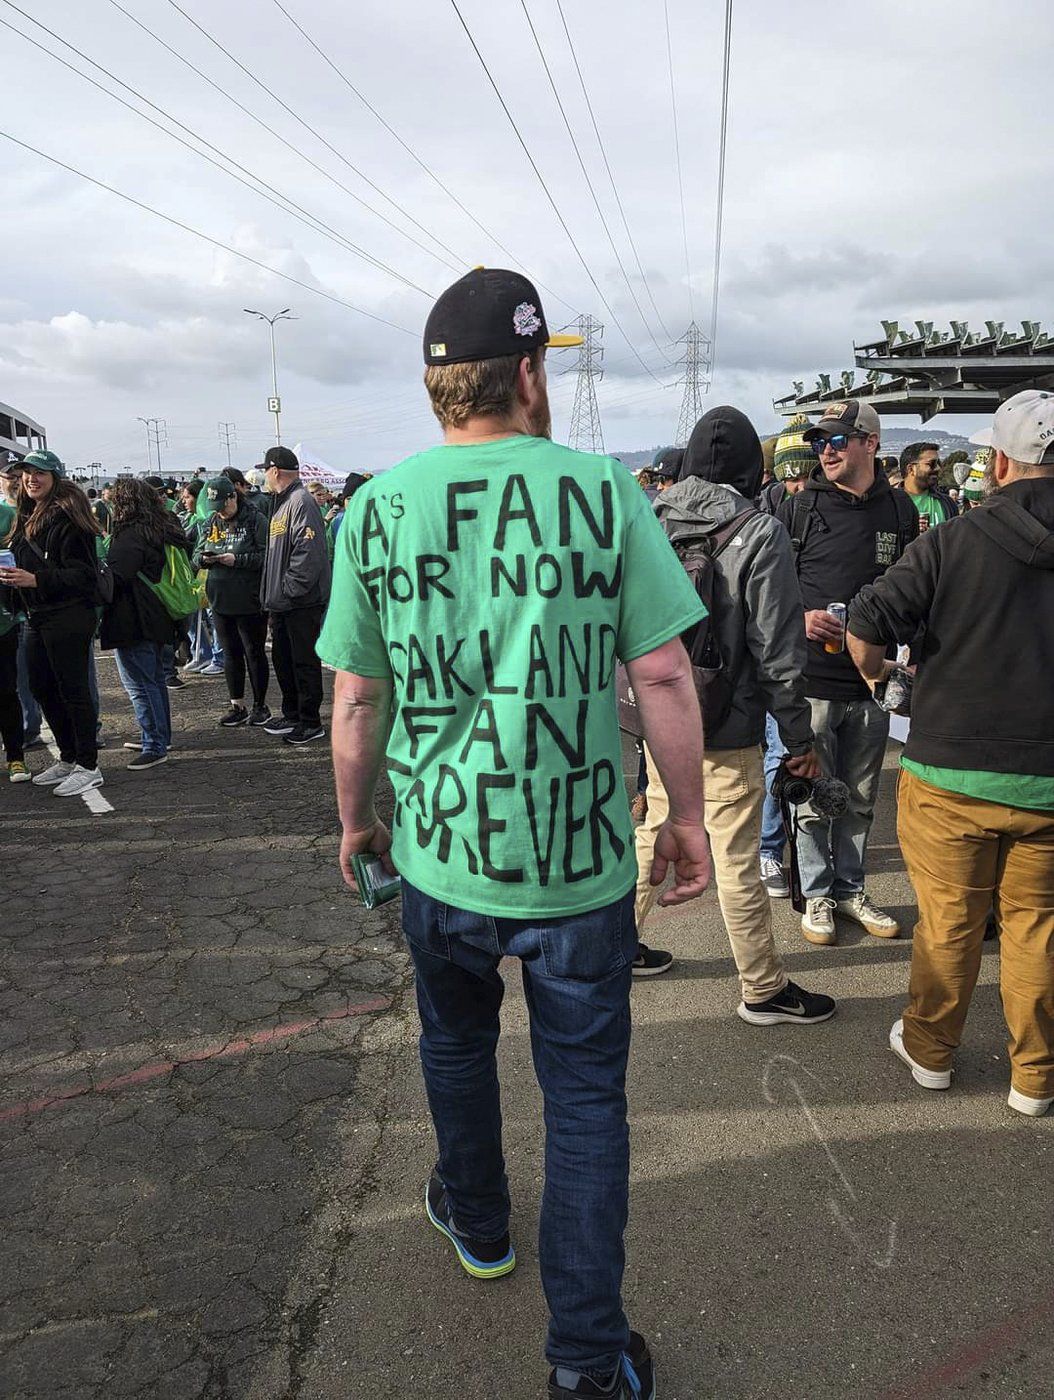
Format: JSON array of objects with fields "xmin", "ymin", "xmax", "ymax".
[
  {"xmin": 898, "ymin": 768, "xmax": 1054, "ymax": 1098},
  {"xmin": 635, "ymin": 745, "xmax": 787, "ymax": 1003}
]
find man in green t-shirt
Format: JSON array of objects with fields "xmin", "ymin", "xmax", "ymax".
[
  {"xmin": 848, "ymin": 388, "xmax": 1054, "ymax": 1119},
  {"xmin": 318, "ymin": 268, "xmax": 710, "ymax": 1399},
  {"xmin": 899, "ymin": 441, "xmax": 958, "ymax": 531}
]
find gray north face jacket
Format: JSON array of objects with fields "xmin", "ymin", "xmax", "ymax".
[{"xmin": 654, "ymin": 476, "xmax": 813, "ymax": 754}]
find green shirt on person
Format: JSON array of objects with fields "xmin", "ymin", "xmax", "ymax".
[
  {"xmin": 910, "ymin": 492, "xmax": 952, "ymax": 529},
  {"xmin": 901, "ymin": 758, "xmax": 1054, "ymax": 813},
  {"xmin": 318, "ymin": 433, "xmax": 705, "ymax": 918},
  {"xmin": 0, "ymin": 501, "xmax": 14, "ymax": 542}
]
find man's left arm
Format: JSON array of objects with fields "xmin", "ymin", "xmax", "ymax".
[
  {"xmin": 283, "ymin": 496, "xmax": 327, "ymax": 602},
  {"xmin": 332, "ymin": 669, "xmax": 395, "ymax": 892},
  {"xmin": 847, "ymin": 529, "xmax": 940, "ymax": 687}
]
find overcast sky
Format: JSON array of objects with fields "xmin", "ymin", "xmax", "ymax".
[{"xmin": 2, "ymin": 0, "xmax": 1051, "ymax": 474}]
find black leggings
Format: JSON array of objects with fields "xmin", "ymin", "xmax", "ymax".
[
  {"xmin": 25, "ymin": 608, "xmax": 98, "ymax": 768},
  {"xmin": 211, "ymin": 611, "xmax": 270, "ymax": 707},
  {"xmin": 0, "ymin": 627, "xmax": 24, "ymax": 763}
]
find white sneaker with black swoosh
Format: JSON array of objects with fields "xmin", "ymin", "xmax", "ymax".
[{"xmin": 737, "ymin": 980, "xmax": 837, "ymax": 1026}]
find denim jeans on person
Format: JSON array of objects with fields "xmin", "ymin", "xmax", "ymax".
[
  {"xmin": 795, "ymin": 696, "xmax": 890, "ymax": 899},
  {"xmin": 16, "ymin": 622, "xmax": 42, "ymax": 739},
  {"xmin": 401, "ymin": 880, "xmax": 636, "ymax": 1379},
  {"xmin": 114, "ymin": 640, "xmax": 171, "ymax": 756},
  {"xmin": 760, "ymin": 712, "xmax": 786, "ymax": 862}
]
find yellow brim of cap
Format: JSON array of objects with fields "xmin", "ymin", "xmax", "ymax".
[{"xmin": 547, "ymin": 333, "xmax": 584, "ymax": 348}]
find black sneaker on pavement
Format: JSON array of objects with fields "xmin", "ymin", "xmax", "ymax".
[
  {"xmin": 424, "ymin": 1173, "xmax": 515, "ymax": 1280},
  {"xmin": 548, "ymin": 1331, "xmax": 655, "ymax": 1399},
  {"xmin": 737, "ymin": 979, "xmax": 836, "ymax": 1026},
  {"xmin": 263, "ymin": 716, "xmax": 298, "ymax": 736},
  {"xmin": 632, "ymin": 943, "xmax": 674, "ymax": 977},
  {"xmin": 283, "ymin": 723, "xmax": 326, "ymax": 746},
  {"xmin": 126, "ymin": 752, "xmax": 169, "ymax": 772},
  {"xmin": 165, "ymin": 675, "xmax": 185, "ymax": 690},
  {"xmin": 23, "ymin": 733, "xmax": 45, "ymax": 750},
  {"xmin": 248, "ymin": 705, "xmax": 272, "ymax": 727},
  {"xmin": 219, "ymin": 705, "xmax": 249, "ymax": 727}
]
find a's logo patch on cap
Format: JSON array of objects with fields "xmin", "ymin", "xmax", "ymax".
[
  {"xmin": 512, "ymin": 302, "xmax": 542, "ymax": 337},
  {"xmin": 430, "ymin": 342, "xmax": 447, "ymax": 357}
]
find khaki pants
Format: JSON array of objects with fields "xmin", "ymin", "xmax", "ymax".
[
  {"xmin": 635, "ymin": 745, "xmax": 787, "ymax": 1003},
  {"xmin": 898, "ymin": 768, "xmax": 1054, "ymax": 1098}
]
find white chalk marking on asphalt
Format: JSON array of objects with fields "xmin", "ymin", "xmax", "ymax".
[{"xmin": 38, "ymin": 726, "xmax": 115, "ymax": 816}]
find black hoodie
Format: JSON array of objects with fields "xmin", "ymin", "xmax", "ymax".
[
  {"xmin": 849, "ymin": 478, "xmax": 1054, "ymax": 777},
  {"xmin": 776, "ymin": 465, "xmax": 919, "ymax": 699},
  {"xmin": 679, "ymin": 405, "xmax": 764, "ymax": 498}
]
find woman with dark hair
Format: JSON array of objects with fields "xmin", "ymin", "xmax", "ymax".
[
  {"xmin": 101, "ymin": 477, "xmax": 185, "ymax": 770},
  {"xmin": 0, "ymin": 450, "xmax": 102, "ymax": 797}
]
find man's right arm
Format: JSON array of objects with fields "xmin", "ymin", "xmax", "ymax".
[{"xmin": 625, "ymin": 637, "xmax": 711, "ymax": 905}]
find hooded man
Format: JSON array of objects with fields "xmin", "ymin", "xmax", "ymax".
[
  {"xmin": 848, "ymin": 389, "xmax": 1054, "ymax": 1118},
  {"xmin": 634, "ymin": 405, "xmax": 835, "ymax": 1025}
]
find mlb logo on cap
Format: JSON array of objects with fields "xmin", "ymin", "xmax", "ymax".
[{"xmin": 423, "ymin": 268, "xmax": 583, "ymax": 366}]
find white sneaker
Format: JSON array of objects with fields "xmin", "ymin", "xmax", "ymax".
[
  {"xmin": 53, "ymin": 765, "xmax": 105, "ymax": 798},
  {"xmin": 835, "ymin": 891, "xmax": 900, "ymax": 938},
  {"xmin": 183, "ymin": 659, "xmax": 206, "ymax": 673},
  {"xmin": 889, "ymin": 1018, "xmax": 951, "ymax": 1090},
  {"xmin": 1008, "ymin": 1086, "xmax": 1053, "ymax": 1117},
  {"xmin": 31, "ymin": 760, "xmax": 74, "ymax": 787},
  {"xmin": 802, "ymin": 896, "xmax": 837, "ymax": 945}
]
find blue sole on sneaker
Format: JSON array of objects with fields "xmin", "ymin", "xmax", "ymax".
[{"xmin": 424, "ymin": 1184, "xmax": 516, "ymax": 1280}]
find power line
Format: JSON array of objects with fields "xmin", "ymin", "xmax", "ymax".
[
  {"xmin": 105, "ymin": 0, "xmax": 448, "ymax": 282},
  {"xmin": 0, "ymin": 7, "xmax": 431, "ymax": 296},
  {"xmin": 164, "ymin": 0, "xmax": 467, "ymax": 272},
  {"xmin": 551, "ymin": 0, "xmax": 676, "ymax": 346},
  {"xmin": 708, "ymin": 0, "xmax": 734, "ymax": 374},
  {"xmin": 0, "ymin": 129, "xmax": 418, "ymax": 336},
  {"xmin": 663, "ymin": 0, "xmax": 695, "ymax": 321},
  {"xmin": 517, "ymin": 0, "xmax": 672, "ymax": 364},
  {"xmin": 447, "ymin": 0, "xmax": 662, "ymax": 384}
]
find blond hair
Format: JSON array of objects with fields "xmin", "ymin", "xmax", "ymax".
[{"xmin": 424, "ymin": 350, "xmax": 538, "ymax": 429}]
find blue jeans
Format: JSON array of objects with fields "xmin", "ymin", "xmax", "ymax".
[
  {"xmin": 15, "ymin": 623, "xmax": 41, "ymax": 738},
  {"xmin": 402, "ymin": 880, "xmax": 636, "ymax": 1379},
  {"xmin": 191, "ymin": 610, "xmax": 224, "ymax": 666},
  {"xmin": 795, "ymin": 696, "xmax": 890, "ymax": 899},
  {"xmin": 760, "ymin": 712, "xmax": 786, "ymax": 861},
  {"xmin": 114, "ymin": 641, "xmax": 171, "ymax": 755}
]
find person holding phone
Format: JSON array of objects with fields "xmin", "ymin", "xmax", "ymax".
[{"xmin": 192, "ymin": 476, "xmax": 271, "ymax": 727}]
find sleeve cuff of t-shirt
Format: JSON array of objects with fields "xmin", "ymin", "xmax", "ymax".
[
  {"xmin": 314, "ymin": 645, "xmax": 392, "ymax": 678},
  {"xmin": 618, "ymin": 602, "xmax": 706, "ymax": 664}
]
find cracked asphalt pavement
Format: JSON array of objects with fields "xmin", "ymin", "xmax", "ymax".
[{"xmin": 2, "ymin": 657, "xmax": 1052, "ymax": 1399}]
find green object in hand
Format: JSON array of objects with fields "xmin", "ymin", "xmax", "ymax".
[{"xmin": 349, "ymin": 854, "xmax": 401, "ymax": 909}]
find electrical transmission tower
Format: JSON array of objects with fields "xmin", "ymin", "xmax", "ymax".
[
  {"xmin": 137, "ymin": 416, "xmax": 168, "ymax": 473},
  {"xmin": 567, "ymin": 315, "xmax": 605, "ymax": 453},
  {"xmin": 674, "ymin": 322, "xmax": 712, "ymax": 446},
  {"xmin": 218, "ymin": 421, "xmax": 238, "ymax": 467}
]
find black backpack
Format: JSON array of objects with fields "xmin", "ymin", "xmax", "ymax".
[
  {"xmin": 785, "ymin": 487, "xmax": 918, "ymax": 568},
  {"xmin": 616, "ymin": 507, "xmax": 757, "ymax": 737}
]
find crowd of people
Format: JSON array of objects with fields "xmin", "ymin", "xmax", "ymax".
[
  {"xmin": 3, "ymin": 264, "xmax": 1052, "ymax": 1400},
  {"xmin": 0, "ymin": 447, "xmax": 368, "ymax": 796}
]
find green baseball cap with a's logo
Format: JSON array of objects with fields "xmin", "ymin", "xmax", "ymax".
[{"xmin": 20, "ymin": 449, "xmax": 66, "ymax": 478}]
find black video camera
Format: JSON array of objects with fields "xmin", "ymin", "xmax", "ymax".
[{"xmin": 770, "ymin": 759, "xmax": 851, "ymax": 913}]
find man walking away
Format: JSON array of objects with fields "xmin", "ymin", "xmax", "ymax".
[
  {"xmin": 635, "ymin": 405, "xmax": 834, "ymax": 1025},
  {"xmin": 318, "ymin": 267, "xmax": 712, "ymax": 1399},
  {"xmin": 848, "ymin": 389, "xmax": 1054, "ymax": 1117},
  {"xmin": 899, "ymin": 442, "xmax": 958, "ymax": 530},
  {"xmin": 777, "ymin": 401, "xmax": 918, "ymax": 946},
  {"xmin": 259, "ymin": 446, "xmax": 331, "ymax": 745}
]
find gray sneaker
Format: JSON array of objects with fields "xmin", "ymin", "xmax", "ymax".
[
  {"xmin": 31, "ymin": 760, "xmax": 74, "ymax": 787},
  {"xmin": 802, "ymin": 897, "xmax": 837, "ymax": 946},
  {"xmin": 760, "ymin": 855, "xmax": 790, "ymax": 898}
]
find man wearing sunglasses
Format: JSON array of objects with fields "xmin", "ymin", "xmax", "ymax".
[
  {"xmin": 899, "ymin": 442, "xmax": 958, "ymax": 531},
  {"xmin": 776, "ymin": 401, "xmax": 918, "ymax": 945}
]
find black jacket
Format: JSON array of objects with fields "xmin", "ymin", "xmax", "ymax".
[
  {"xmin": 98, "ymin": 524, "xmax": 174, "ymax": 650},
  {"xmin": 11, "ymin": 514, "xmax": 98, "ymax": 624},
  {"xmin": 849, "ymin": 478, "xmax": 1054, "ymax": 777},
  {"xmin": 777, "ymin": 467, "xmax": 920, "ymax": 700},
  {"xmin": 192, "ymin": 503, "xmax": 268, "ymax": 615}
]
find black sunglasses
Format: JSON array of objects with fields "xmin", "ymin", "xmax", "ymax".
[{"xmin": 811, "ymin": 432, "xmax": 866, "ymax": 455}]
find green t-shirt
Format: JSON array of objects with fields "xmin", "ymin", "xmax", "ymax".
[
  {"xmin": 0, "ymin": 500, "xmax": 14, "ymax": 543},
  {"xmin": 318, "ymin": 434, "xmax": 706, "ymax": 917},
  {"xmin": 910, "ymin": 492, "xmax": 951, "ymax": 529},
  {"xmin": 902, "ymin": 758, "xmax": 1054, "ymax": 813}
]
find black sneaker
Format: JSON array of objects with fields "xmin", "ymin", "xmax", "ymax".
[
  {"xmin": 548, "ymin": 1331, "xmax": 655, "ymax": 1399},
  {"xmin": 126, "ymin": 751, "xmax": 169, "ymax": 772},
  {"xmin": 263, "ymin": 716, "xmax": 298, "ymax": 736},
  {"xmin": 632, "ymin": 943, "xmax": 674, "ymax": 977},
  {"xmin": 248, "ymin": 705, "xmax": 272, "ymax": 727},
  {"xmin": 219, "ymin": 705, "xmax": 249, "ymax": 727},
  {"xmin": 283, "ymin": 723, "xmax": 326, "ymax": 746},
  {"xmin": 424, "ymin": 1173, "xmax": 515, "ymax": 1280},
  {"xmin": 23, "ymin": 733, "xmax": 45, "ymax": 751},
  {"xmin": 737, "ymin": 979, "xmax": 836, "ymax": 1026},
  {"xmin": 165, "ymin": 675, "xmax": 185, "ymax": 690}
]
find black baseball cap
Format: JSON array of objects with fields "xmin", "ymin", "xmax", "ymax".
[
  {"xmin": 650, "ymin": 446, "xmax": 684, "ymax": 481},
  {"xmin": 423, "ymin": 268, "xmax": 583, "ymax": 366},
  {"xmin": 263, "ymin": 446, "xmax": 299, "ymax": 472}
]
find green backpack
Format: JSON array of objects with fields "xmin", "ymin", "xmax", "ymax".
[{"xmin": 139, "ymin": 543, "xmax": 200, "ymax": 620}]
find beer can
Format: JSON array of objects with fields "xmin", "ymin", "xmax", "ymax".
[{"xmin": 824, "ymin": 602, "xmax": 847, "ymax": 654}]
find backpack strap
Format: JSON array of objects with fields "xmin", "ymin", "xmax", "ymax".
[
  {"xmin": 708, "ymin": 506, "xmax": 759, "ymax": 560},
  {"xmin": 787, "ymin": 491, "xmax": 817, "ymax": 569}
]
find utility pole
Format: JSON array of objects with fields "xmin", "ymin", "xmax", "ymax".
[
  {"xmin": 244, "ymin": 307, "xmax": 296, "ymax": 446},
  {"xmin": 567, "ymin": 315, "xmax": 605, "ymax": 453},
  {"xmin": 218, "ymin": 421, "xmax": 237, "ymax": 468},
  {"xmin": 137, "ymin": 417, "xmax": 168, "ymax": 473},
  {"xmin": 674, "ymin": 322, "xmax": 711, "ymax": 446}
]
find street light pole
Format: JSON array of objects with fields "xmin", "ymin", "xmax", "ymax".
[{"xmin": 244, "ymin": 307, "xmax": 296, "ymax": 447}]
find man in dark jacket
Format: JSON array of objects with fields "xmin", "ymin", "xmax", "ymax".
[
  {"xmin": 848, "ymin": 390, "xmax": 1054, "ymax": 1118},
  {"xmin": 776, "ymin": 401, "xmax": 918, "ymax": 946},
  {"xmin": 259, "ymin": 446, "xmax": 331, "ymax": 745},
  {"xmin": 634, "ymin": 406, "xmax": 835, "ymax": 1025}
]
